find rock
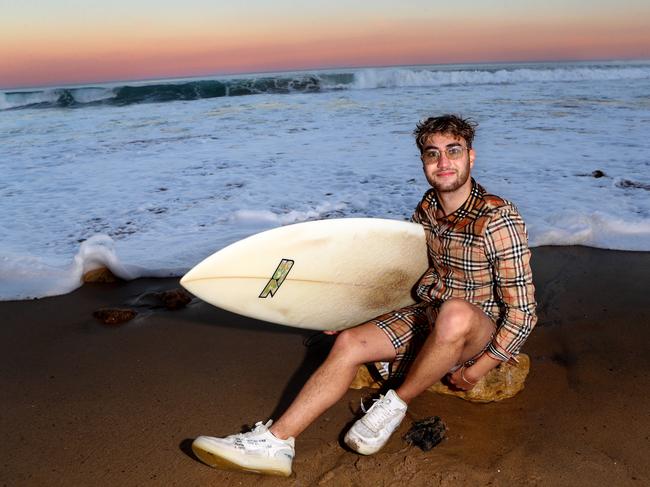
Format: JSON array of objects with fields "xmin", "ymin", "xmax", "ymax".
[
  {"xmin": 615, "ymin": 178, "xmax": 650, "ymax": 190},
  {"xmin": 350, "ymin": 354, "xmax": 530, "ymax": 403},
  {"xmin": 349, "ymin": 364, "xmax": 382, "ymax": 390},
  {"xmin": 429, "ymin": 354, "xmax": 530, "ymax": 402},
  {"xmin": 159, "ymin": 289, "xmax": 192, "ymax": 310},
  {"xmin": 134, "ymin": 288, "xmax": 193, "ymax": 310},
  {"xmin": 83, "ymin": 267, "xmax": 119, "ymax": 283},
  {"xmin": 92, "ymin": 308, "xmax": 137, "ymax": 325},
  {"xmin": 591, "ymin": 170, "xmax": 606, "ymax": 178}
]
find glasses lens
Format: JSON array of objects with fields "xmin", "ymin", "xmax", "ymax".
[
  {"xmin": 447, "ymin": 146, "xmax": 464, "ymax": 159},
  {"xmin": 423, "ymin": 150, "xmax": 440, "ymax": 162}
]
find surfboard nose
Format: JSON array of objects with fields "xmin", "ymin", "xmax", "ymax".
[
  {"xmin": 179, "ymin": 266, "xmax": 199, "ymax": 293},
  {"xmin": 179, "ymin": 266, "xmax": 227, "ymax": 306}
]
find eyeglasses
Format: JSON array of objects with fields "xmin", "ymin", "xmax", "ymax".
[{"xmin": 421, "ymin": 145, "xmax": 467, "ymax": 164}]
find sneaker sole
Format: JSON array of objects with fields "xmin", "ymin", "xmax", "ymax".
[
  {"xmin": 191, "ymin": 441, "xmax": 292, "ymax": 477},
  {"xmin": 344, "ymin": 433, "xmax": 382, "ymax": 455}
]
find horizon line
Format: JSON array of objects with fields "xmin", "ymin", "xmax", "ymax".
[{"xmin": 3, "ymin": 56, "xmax": 649, "ymax": 92}]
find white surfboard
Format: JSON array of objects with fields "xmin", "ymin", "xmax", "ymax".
[{"xmin": 180, "ymin": 218, "xmax": 429, "ymax": 331}]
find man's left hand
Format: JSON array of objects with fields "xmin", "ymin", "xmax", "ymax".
[
  {"xmin": 447, "ymin": 366, "xmax": 480, "ymax": 391},
  {"xmin": 446, "ymin": 353, "xmax": 501, "ymax": 391}
]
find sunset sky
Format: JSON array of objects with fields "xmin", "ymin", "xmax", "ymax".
[{"xmin": 2, "ymin": 0, "xmax": 649, "ymax": 89}]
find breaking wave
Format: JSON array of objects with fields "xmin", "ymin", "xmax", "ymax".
[{"xmin": 2, "ymin": 62, "xmax": 649, "ymax": 111}]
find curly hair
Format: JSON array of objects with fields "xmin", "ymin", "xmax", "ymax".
[{"xmin": 414, "ymin": 114, "xmax": 478, "ymax": 152}]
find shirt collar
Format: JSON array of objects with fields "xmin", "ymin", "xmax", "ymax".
[{"xmin": 429, "ymin": 178, "xmax": 485, "ymax": 229}]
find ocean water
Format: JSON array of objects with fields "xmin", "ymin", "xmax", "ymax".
[{"xmin": 1, "ymin": 60, "xmax": 650, "ymax": 300}]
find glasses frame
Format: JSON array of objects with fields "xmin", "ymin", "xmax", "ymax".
[{"xmin": 421, "ymin": 145, "xmax": 468, "ymax": 164}]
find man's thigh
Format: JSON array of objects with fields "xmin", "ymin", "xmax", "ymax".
[
  {"xmin": 367, "ymin": 300, "xmax": 496, "ymax": 379},
  {"xmin": 364, "ymin": 303, "xmax": 431, "ymax": 378}
]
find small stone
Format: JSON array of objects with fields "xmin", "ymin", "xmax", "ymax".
[
  {"xmin": 93, "ymin": 308, "xmax": 137, "ymax": 325},
  {"xmin": 135, "ymin": 288, "xmax": 193, "ymax": 310},
  {"xmin": 350, "ymin": 354, "xmax": 530, "ymax": 403},
  {"xmin": 159, "ymin": 289, "xmax": 192, "ymax": 310},
  {"xmin": 591, "ymin": 170, "xmax": 606, "ymax": 178},
  {"xmin": 83, "ymin": 267, "xmax": 119, "ymax": 283}
]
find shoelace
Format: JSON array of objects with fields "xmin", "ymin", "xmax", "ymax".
[
  {"xmin": 360, "ymin": 395, "xmax": 396, "ymax": 432},
  {"xmin": 231, "ymin": 420, "xmax": 271, "ymax": 440}
]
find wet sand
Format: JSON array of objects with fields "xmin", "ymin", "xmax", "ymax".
[{"xmin": 1, "ymin": 246, "xmax": 649, "ymax": 486}]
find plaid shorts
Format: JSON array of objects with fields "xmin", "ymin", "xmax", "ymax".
[{"xmin": 370, "ymin": 301, "xmax": 495, "ymax": 380}]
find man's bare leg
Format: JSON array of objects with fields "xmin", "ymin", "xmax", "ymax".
[
  {"xmin": 396, "ymin": 298, "xmax": 495, "ymax": 404},
  {"xmin": 270, "ymin": 322, "xmax": 395, "ymax": 440}
]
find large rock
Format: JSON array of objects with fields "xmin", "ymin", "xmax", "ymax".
[
  {"xmin": 429, "ymin": 354, "xmax": 530, "ymax": 402},
  {"xmin": 350, "ymin": 354, "xmax": 530, "ymax": 403},
  {"xmin": 349, "ymin": 365, "xmax": 383, "ymax": 390}
]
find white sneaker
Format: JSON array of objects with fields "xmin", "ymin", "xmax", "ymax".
[
  {"xmin": 192, "ymin": 420, "xmax": 295, "ymax": 477},
  {"xmin": 344, "ymin": 389, "xmax": 407, "ymax": 455}
]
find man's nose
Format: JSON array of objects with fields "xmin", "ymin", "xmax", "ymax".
[{"xmin": 437, "ymin": 153, "xmax": 451, "ymax": 167}]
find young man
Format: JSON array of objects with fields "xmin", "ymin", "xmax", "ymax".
[{"xmin": 192, "ymin": 114, "xmax": 537, "ymax": 477}]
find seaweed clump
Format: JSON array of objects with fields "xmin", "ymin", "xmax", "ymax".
[{"xmin": 403, "ymin": 416, "xmax": 447, "ymax": 451}]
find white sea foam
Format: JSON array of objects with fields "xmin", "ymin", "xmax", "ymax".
[
  {"xmin": 352, "ymin": 65, "xmax": 650, "ymax": 89},
  {"xmin": 1, "ymin": 61, "xmax": 649, "ymax": 301},
  {"xmin": 231, "ymin": 202, "xmax": 348, "ymax": 226},
  {"xmin": 69, "ymin": 87, "xmax": 115, "ymax": 104},
  {"xmin": 0, "ymin": 236, "xmax": 144, "ymax": 300},
  {"xmin": 530, "ymin": 213, "xmax": 650, "ymax": 250}
]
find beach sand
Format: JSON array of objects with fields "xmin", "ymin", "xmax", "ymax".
[{"xmin": 1, "ymin": 246, "xmax": 649, "ymax": 486}]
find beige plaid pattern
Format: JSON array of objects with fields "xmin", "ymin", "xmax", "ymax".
[
  {"xmin": 412, "ymin": 179, "xmax": 537, "ymax": 362},
  {"xmin": 372, "ymin": 178, "xmax": 537, "ymax": 377}
]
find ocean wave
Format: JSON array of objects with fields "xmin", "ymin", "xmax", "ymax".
[
  {"xmin": 529, "ymin": 212, "xmax": 650, "ymax": 251},
  {"xmin": 3, "ymin": 63, "xmax": 649, "ymax": 111},
  {"xmin": 352, "ymin": 65, "xmax": 650, "ymax": 89},
  {"xmin": 0, "ymin": 75, "xmax": 325, "ymax": 110},
  {"xmin": 0, "ymin": 235, "xmax": 140, "ymax": 300}
]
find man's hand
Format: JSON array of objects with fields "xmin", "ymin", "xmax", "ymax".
[
  {"xmin": 447, "ymin": 366, "xmax": 480, "ymax": 391},
  {"xmin": 446, "ymin": 353, "xmax": 502, "ymax": 391}
]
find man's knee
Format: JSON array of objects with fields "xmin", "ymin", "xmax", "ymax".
[
  {"xmin": 331, "ymin": 329, "xmax": 365, "ymax": 360},
  {"xmin": 434, "ymin": 298, "xmax": 476, "ymax": 344},
  {"xmin": 330, "ymin": 326, "xmax": 388, "ymax": 365}
]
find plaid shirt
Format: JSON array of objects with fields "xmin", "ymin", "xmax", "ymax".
[{"xmin": 411, "ymin": 178, "xmax": 537, "ymax": 362}]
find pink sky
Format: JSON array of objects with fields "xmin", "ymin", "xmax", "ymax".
[{"xmin": 2, "ymin": 2, "xmax": 649, "ymax": 89}]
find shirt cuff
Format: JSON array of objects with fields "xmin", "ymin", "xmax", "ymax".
[{"xmin": 487, "ymin": 342, "xmax": 520, "ymax": 364}]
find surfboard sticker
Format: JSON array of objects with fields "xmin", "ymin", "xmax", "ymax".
[{"xmin": 259, "ymin": 259, "xmax": 295, "ymax": 298}]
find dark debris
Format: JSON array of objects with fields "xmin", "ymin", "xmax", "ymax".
[{"xmin": 403, "ymin": 416, "xmax": 447, "ymax": 451}]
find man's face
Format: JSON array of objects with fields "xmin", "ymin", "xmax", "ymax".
[{"xmin": 420, "ymin": 132, "xmax": 475, "ymax": 193}]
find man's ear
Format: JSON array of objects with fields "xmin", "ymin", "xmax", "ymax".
[{"xmin": 469, "ymin": 148, "xmax": 476, "ymax": 169}]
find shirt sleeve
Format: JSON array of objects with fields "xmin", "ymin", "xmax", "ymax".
[
  {"xmin": 410, "ymin": 189, "xmax": 435, "ymax": 224},
  {"xmin": 483, "ymin": 206, "xmax": 537, "ymax": 362}
]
